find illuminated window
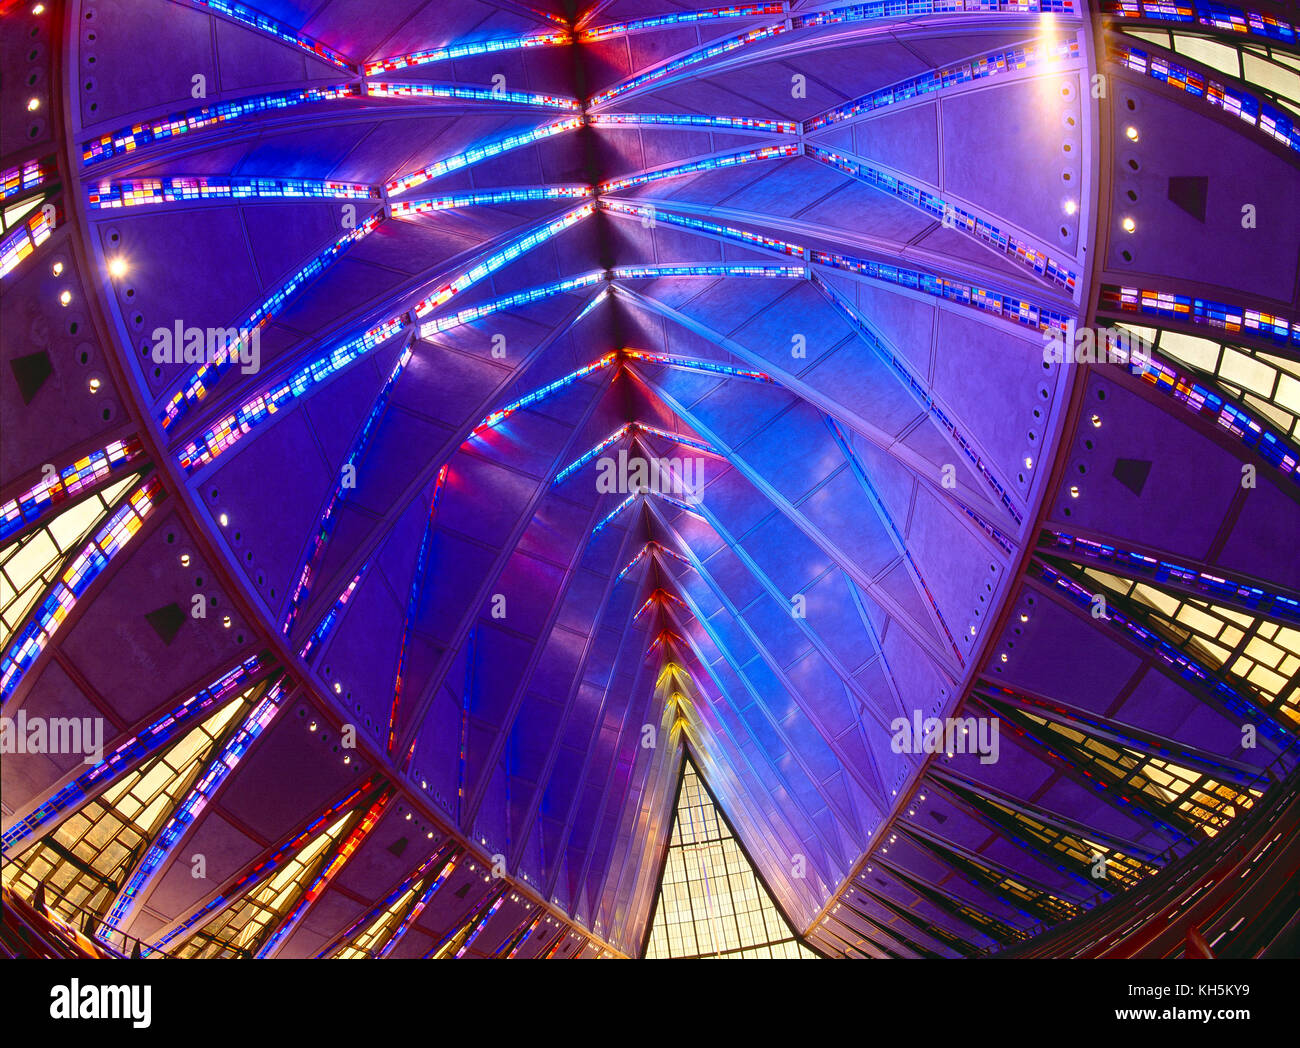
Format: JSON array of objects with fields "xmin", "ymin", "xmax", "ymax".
[
  {"xmin": 1119, "ymin": 28, "xmax": 1300, "ymax": 113},
  {"xmin": 427, "ymin": 886, "xmax": 505, "ymax": 958},
  {"xmin": 1078, "ymin": 565, "xmax": 1300, "ymax": 724},
  {"xmin": 2, "ymin": 196, "xmax": 42, "ymax": 233},
  {"xmin": 336, "ymin": 884, "xmax": 420, "ymax": 959},
  {"xmin": 985, "ymin": 697, "xmax": 1262, "ymax": 840},
  {"xmin": 1, "ymin": 692, "xmax": 251, "ymax": 923},
  {"xmin": 0, "ymin": 474, "xmax": 140, "ymax": 642},
  {"xmin": 1118, "ymin": 323, "xmax": 1300, "ymax": 444},
  {"xmin": 938, "ymin": 779, "xmax": 1159, "ymax": 892},
  {"xmin": 902, "ymin": 828, "xmax": 1082, "ymax": 925},
  {"xmin": 849, "ymin": 888, "xmax": 980, "ymax": 957},
  {"xmin": 331, "ymin": 848, "xmax": 460, "ymax": 959},
  {"xmin": 173, "ymin": 812, "xmax": 354, "ymax": 959},
  {"xmin": 644, "ymin": 760, "xmax": 816, "ymax": 958},
  {"xmin": 877, "ymin": 860, "xmax": 1025, "ymax": 946}
]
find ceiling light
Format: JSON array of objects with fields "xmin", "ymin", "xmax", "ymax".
[
  {"xmin": 1064, "ymin": 200, "xmax": 1077, "ymax": 215},
  {"xmin": 51, "ymin": 261, "xmax": 63, "ymax": 276},
  {"xmin": 58, "ymin": 290, "xmax": 71, "ymax": 306},
  {"xmin": 33, "ymin": 4, "xmax": 46, "ymax": 13},
  {"xmin": 1125, "ymin": 125, "xmax": 1139, "ymax": 141},
  {"xmin": 1091, "ymin": 414, "xmax": 1102, "ymax": 427},
  {"xmin": 27, "ymin": 98, "xmax": 40, "ymax": 112},
  {"xmin": 108, "ymin": 257, "xmax": 127, "ymax": 278},
  {"xmin": 1069, "ymin": 486, "xmax": 1080, "ymax": 498},
  {"xmin": 218, "ymin": 512, "xmax": 228, "ymax": 526},
  {"xmin": 88, "ymin": 378, "xmax": 100, "ymax": 393},
  {"xmin": 1122, "ymin": 217, "xmax": 1136, "ymax": 233}
]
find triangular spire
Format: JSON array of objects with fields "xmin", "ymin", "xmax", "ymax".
[{"xmin": 643, "ymin": 756, "xmax": 817, "ymax": 959}]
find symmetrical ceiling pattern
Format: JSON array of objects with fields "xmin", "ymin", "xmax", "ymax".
[{"xmin": 1, "ymin": 0, "xmax": 1297, "ymax": 959}]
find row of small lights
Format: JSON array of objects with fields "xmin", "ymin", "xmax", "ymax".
[
  {"xmin": 1121, "ymin": 126, "xmax": 1141, "ymax": 233},
  {"xmin": 50, "ymin": 258, "xmax": 128, "ymax": 397},
  {"xmin": 1069, "ymin": 413, "xmax": 1104, "ymax": 503},
  {"xmin": 829, "ymin": 779, "xmax": 936, "ymax": 918},
  {"xmin": 1000, "ymin": 609, "xmax": 1032, "ymax": 665},
  {"xmin": 1061, "ymin": 126, "xmax": 1140, "ymax": 233},
  {"xmin": 28, "ymin": 4, "xmax": 46, "ymax": 115},
  {"xmin": 400, "ymin": 806, "xmax": 436, "ymax": 839},
  {"xmin": 304, "ymin": 718, "xmax": 353, "ymax": 766}
]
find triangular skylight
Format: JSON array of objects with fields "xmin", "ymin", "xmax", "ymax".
[{"xmin": 644, "ymin": 757, "xmax": 818, "ymax": 959}]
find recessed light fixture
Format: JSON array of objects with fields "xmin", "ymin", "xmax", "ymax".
[
  {"xmin": 1122, "ymin": 217, "xmax": 1136, "ymax": 233},
  {"xmin": 58, "ymin": 290, "xmax": 71, "ymax": 306},
  {"xmin": 108, "ymin": 257, "xmax": 128, "ymax": 278},
  {"xmin": 27, "ymin": 98, "xmax": 40, "ymax": 112},
  {"xmin": 1125, "ymin": 125, "xmax": 1139, "ymax": 141}
]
